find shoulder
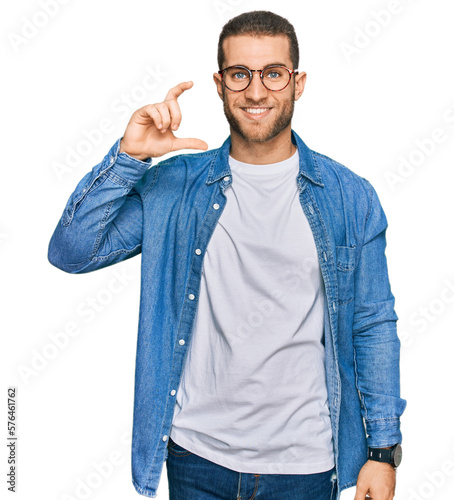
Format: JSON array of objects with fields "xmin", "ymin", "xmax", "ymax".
[
  {"xmin": 308, "ymin": 148, "xmax": 388, "ymax": 234},
  {"xmin": 310, "ymin": 148, "xmax": 377, "ymax": 206},
  {"xmin": 303, "ymin": 147, "xmax": 390, "ymax": 249},
  {"xmin": 312, "ymin": 149, "xmax": 370, "ymax": 190}
]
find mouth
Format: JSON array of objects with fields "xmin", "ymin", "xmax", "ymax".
[{"xmin": 240, "ymin": 106, "xmax": 273, "ymax": 120}]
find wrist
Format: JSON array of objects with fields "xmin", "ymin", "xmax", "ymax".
[
  {"xmin": 119, "ymin": 140, "xmax": 150, "ymax": 162},
  {"xmin": 368, "ymin": 459, "xmax": 396, "ymax": 471},
  {"xmin": 368, "ymin": 443, "xmax": 402, "ymax": 468}
]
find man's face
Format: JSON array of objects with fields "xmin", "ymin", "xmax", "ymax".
[{"xmin": 213, "ymin": 34, "xmax": 306, "ymax": 144}]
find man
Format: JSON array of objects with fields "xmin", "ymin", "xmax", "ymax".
[{"xmin": 48, "ymin": 10, "xmax": 406, "ymax": 500}]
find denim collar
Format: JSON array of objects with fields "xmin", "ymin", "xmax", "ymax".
[{"xmin": 206, "ymin": 129, "xmax": 324, "ymax": 188}]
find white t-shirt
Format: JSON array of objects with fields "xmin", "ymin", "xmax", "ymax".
[{"xmin": 170, "ymin": 149, "xmax": 335, "ymax": 474}]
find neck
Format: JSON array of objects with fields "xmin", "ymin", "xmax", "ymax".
[{"xmin": 229, "ymin": 126, "xmax": 297, "ymax": 164}]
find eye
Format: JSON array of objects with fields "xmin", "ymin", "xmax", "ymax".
[
  {"xmin": 264, "ymin": 68, "xmax": 284, "ymax": 79},
  {"xmin": 232, "ymin": 71, "xmax": 248, "ymax": 80}
]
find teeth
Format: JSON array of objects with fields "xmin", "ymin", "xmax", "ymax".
[{"xmin": 245, "ymin": 108, "xmax": 270, "ymax": 114}]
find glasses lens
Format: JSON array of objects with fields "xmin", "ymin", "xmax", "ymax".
[
  {"xmin": 262, "ymin": 66, "xmax": 291, "ymax": 91},
  {"xmin": 223, "ymin": 67, "xmax": 251, "ymax": 91}
]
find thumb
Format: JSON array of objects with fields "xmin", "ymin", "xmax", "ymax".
[
  {"xmin": 171, "ymin": 137, "xmax": 209, "ymax": 152},
  {"xmin": 354, "ymin": 485, "xmax": 367, "ymax": 500}
]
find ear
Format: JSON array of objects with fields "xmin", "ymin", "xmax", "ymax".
[
  {"xmin": 213, "ymin": 72, "xmax": 224, "ymax": 100},
  {"xmin": 294, "ymin": 72, "xmax": 307, "ymax": 101}
]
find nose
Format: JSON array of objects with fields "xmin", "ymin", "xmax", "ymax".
[{"xmin": 243, "ymin": 71, "xmax": 268, "ymax": 101}]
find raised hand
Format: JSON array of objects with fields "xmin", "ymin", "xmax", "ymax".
[{"xmin": 119, "ymin": 81, "xmax": 208, "ymax": 160}]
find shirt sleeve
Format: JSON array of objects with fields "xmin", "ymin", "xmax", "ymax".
[
  {"xmin": 352, "ymin": 178, "xmax": 407, "ymax": 448},
  {"xmin": 48, "ymin": 137, "xmax": 153, "ymax": 274}
]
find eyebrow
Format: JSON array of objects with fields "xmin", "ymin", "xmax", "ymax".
[{"xmin": 231, "ymin": 62, "xmax": 291, "ymax": 68}]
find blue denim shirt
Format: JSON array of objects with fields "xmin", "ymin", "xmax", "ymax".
[{"xmin": 48, "ymin": 129, "xmax": 406, "ymax": 499}]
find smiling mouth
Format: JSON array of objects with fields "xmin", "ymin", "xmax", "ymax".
[{"xmin": 241, "ymin": 107, "xmax": 272, "ymax": 118}]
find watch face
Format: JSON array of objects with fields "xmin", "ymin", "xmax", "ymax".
[{"xmin": 393, "ymin": 444, "xmax": 402, "ymax": 467}]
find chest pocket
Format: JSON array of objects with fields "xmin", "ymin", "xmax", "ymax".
[{"xmin": 336, "ymin": 245, "xmax": 356, "ymax": 306}]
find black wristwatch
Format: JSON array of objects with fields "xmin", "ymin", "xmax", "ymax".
[{"xmin": 368, "ymin": 444, "xmax": 402, "ymax": 468}]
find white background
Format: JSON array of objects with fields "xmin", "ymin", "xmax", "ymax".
[{"xmin": 2, "ymin": 1, "xmax": 454, "ymax": 499}]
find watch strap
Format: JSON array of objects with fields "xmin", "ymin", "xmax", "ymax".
[{"xmin": 368, "ymin": 447, "xmax": 393, "ymax": 463}]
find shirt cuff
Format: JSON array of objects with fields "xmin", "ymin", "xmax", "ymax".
[
  {"xmin": 106, "ymin": 137, "xmax": 153, "ymax": 187},
  {"xmin": 365, "ymin": 418, "xmax": 403, "ymax": 448}
]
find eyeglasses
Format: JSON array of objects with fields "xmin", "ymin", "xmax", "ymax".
[{"xmin": 218, "ymin": 64, "xmax": 298, "ymax": 92}]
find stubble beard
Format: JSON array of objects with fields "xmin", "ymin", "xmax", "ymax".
[{"xmin": 221, "ymin": 85, "xmax": 295, "ymax": 143}]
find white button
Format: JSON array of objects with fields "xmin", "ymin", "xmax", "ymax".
[
  {"xmin": 170, "ymin": 390, "xmax": 176, "ymax": 396},
  {"xmin": 213, "ymin": 203, "xmax": 220, "ymax": 210},
  {"xmin": 323, "ymin": 251, "xmax": 327, "ymax": 261},
  {"xmin": 224, "ymin": 176, "xmax": 230, "ymax": 182},
  {"xmin": 179, "ymin": 339, "xmax": 185, "ymax": 345},
  {"xmin": 195, "ymin": 249, "xmax": 201, "ymax": 255},
  {"xmin": 188, "ymin": 294, "xmax": 195, "ymax": 300},
  {"xmin": 333, "ymin": 301, "xmax": 336, "ymax": 312},
  {"xmin": 308, "ymin": 205, "xmax": 314, "ymax": 214},
  {"xmin": 162, "ymin": 435, "xmax": 168, "ymax": 442}
]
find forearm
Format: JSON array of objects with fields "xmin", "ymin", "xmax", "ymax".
[
  {"xmin": 352, "ymin": 179, "xmax": 407, "ymax": 448},
  {"xmin": 353, "ymin": 317, "xmax": 406, "ymax": 447}
]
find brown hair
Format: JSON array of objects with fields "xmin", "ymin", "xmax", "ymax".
[{"xmin": 217, "ymin": 10, "xmax": 300, "ymax": 70}]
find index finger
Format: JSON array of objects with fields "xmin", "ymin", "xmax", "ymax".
[{"xmin": 164, "ymin": 81, "xmax": 194, "ymax": 101}]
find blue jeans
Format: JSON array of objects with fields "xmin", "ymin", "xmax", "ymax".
[{"xmin": 166, "ymin": 437, "xmax": 338, "ymax": 499}]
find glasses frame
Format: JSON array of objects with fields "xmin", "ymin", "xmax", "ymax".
[{"xmin": 218, "ymin": 64, "xmax": 299, "ymax": 92}]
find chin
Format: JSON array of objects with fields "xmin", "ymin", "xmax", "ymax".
[
  {"xmin": 234, "ymin": 122, "xmax": 288, "ymax": 143},
  {"xmin": 242, "ymin": 131, "xmax": 276, "ymax": 143}
]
